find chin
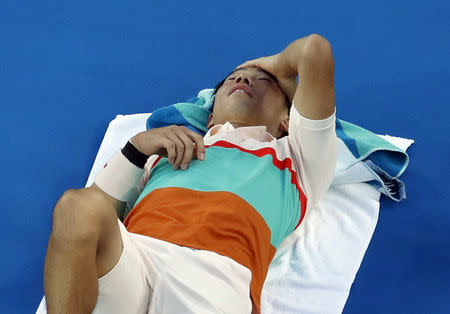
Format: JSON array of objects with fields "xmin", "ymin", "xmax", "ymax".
[{"xmin": 228, "ymin": 99, "xmax": 257, "ymax": 110}]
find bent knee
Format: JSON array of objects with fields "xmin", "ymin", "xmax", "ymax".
[{"xmin": 52, "ymin": 188, "xmax": 116, "ymax": 241}]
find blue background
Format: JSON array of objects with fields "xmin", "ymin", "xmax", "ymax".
[{"xmin": 1, "ymin": 0, "xmax": 449, "ymax": 313}]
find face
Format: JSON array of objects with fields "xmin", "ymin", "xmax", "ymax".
[{"xmin": 209, "ymin": 66, "xmax": 290, "ymax": 138}]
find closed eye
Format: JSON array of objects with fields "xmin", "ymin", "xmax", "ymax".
[{"xmin": 227, "ymin": 77, "xmax": 271, "ymax": 80}]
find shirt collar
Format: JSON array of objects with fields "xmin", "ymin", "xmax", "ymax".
[{"xmin": 205, "ymin": 122, "xmax": 275, "ymax": 142}]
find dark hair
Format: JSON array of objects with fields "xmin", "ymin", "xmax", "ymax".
[{"xmin": 211, "ymin": 66, "xmax": 291, "ymax": 110}]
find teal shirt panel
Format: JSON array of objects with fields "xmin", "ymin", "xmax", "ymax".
[{"xmin": 134, "ymin": 145, "xmax": 301, "ymax": 248}]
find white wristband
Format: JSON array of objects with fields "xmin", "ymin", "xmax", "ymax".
[{"xmin": 94, "ymin": 149, "xmax": 144, "ymax": 203}]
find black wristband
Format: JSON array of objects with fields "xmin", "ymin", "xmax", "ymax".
[{"xmin": 121, "ymin": 141, "xmax": 150, "ymax": 169}]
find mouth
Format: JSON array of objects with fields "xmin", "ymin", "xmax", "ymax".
[{"xmin": 229, "ymin": 84, "xmax": 252, "ymax": 97}]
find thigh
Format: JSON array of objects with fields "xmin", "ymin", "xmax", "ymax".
[
  {"xmin": 133, "ymin": 235, "xmax": 252, "ymax": 314},
  {"xmin": 93, "ymin": 221, "xmax": 151, "ymax": 314}
]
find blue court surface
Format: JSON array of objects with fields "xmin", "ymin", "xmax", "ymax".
[{"xmin": 1, "ymin": 1, "xmax": 449, "ymax": 313}]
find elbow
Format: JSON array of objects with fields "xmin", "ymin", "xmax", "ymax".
[{"xmin": 303, "ymin": 34, "xmax": 334, "ymax": 64}]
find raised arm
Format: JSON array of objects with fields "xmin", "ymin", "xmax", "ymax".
[
  {"xmin": 285, "ymin": 34, "xmax": 335, "ymax": 119},
  {"xmin": 238, "ymin": 35, "xmax": 337, "ymax": 206}
]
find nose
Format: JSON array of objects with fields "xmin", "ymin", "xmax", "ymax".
[{"xmin": 235, "ymin": 73, "xmax": 252, "ymax": 86}]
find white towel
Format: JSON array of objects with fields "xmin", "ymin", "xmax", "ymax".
[{"xmin": 36, "ymin": 114, "xmax": 413, "ymax": 314}]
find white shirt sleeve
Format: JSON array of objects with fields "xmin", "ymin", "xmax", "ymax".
[
  {"xmin": 94, "ymin": 149, "xmax": 145, "ymax": 206},
  {"xmin": 287, "ymin": 105, "xmax": 337, "ymax": 206}
]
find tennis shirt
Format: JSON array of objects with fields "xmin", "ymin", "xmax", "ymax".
[{"xmin": 122, "ymin": 104, "xmax": 337, "ymax": 312}]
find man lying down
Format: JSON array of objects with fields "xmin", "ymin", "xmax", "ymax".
[{"xmin": 43, "ymin": 34, "xmax": 338, "ymax": 314}]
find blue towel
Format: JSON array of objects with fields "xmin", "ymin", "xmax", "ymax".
[
  {"xmin": 147, "ymin": 89, "xmax": 215, "ymax": 135},
  {"xmin": 146, "ymin": 89, "xmax": 409, "ymax": 201}
]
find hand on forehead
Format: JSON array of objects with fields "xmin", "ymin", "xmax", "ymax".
[
  {"xmin": 227, "ymin": 65, "xmax": 292, "ymax": 105},
  {"xmin": 230, "ymin": 66, "xmax": 277, "ymax": 80}
]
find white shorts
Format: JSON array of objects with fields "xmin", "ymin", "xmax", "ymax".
[{"xmin": 92, "ymin": 220, "xmax": 253, "ymax": 314}]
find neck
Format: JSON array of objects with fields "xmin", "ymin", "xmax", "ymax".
[{"xmin": 229, "ymin": 121, "xmax": 251, "ymax": 129}]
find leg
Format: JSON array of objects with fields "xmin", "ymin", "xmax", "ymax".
[{"xmin": 44, "ymin": 187, "xmax": 123, "ymax": 314}]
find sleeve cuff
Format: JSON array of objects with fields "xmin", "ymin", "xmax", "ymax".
[
  {"xmin": 94, "ymin": 149, "xmax": 145, "ymax": 203},
  {"xmin": 290, "ymin": 104, "xmax": 336, "ymax": 130}
]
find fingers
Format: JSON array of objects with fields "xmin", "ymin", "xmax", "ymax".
[
  {"xmin": 176, "ymin": 131, "xmax": 194, "ymax": 170},
  {"xmin": 164, "ymin": 126, "xmax": 205, "ymax": 170},
  {"xmin": 236, "ymin": 57, "xmax": 266, "ymax": 70},
  {"xmin": 161, "ymin": 138, "xmax": 176, "ymax": 164},
  {"xmin": 185, "ymin": 128, "xmax": 205, "ymax": 161},
  {"xmin": 193, "ymin": 134, "xmax": 206, "ymax": 161},
  {"xmin": 236, "ymin": 60, "xmax": 259, "ymax": 70},
  {"xmin": 167, "ymin": 133, "xmax": 185, "ymax": 169}
]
